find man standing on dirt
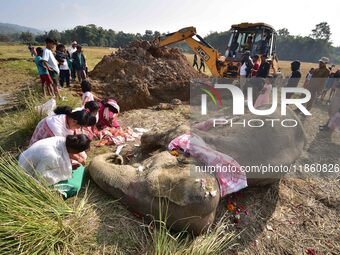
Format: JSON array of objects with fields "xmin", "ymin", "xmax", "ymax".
[
  {"xmin": 193, "ymin": 54, "xmax": 199, "ymax": 70},
  {"xmin": 199, "ymin": 57, "xmax": 205, "ymax": 73},
  {"xmin": 42, "ymin": 38, "xmax": 61, "ymax": 99},
  {"xmin": 68, "ymin": 41, "xmax": 77, "ymax": 81},
  {"xmin": 286, "ymin": 60, "xmax": 301, "ymax": 98},
  {"xmin": 71, "ymin": 45, "xmax": 87, "ymax": 82},
  {"xmin": 305, "ymin": 57, "xmax": 330, "ymax": 111}
]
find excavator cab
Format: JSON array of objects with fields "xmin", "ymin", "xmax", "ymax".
[
  {"xmin": 224, "ymin": 23, "xmax": 279, "ymax": 77},
  {"xmin": 227, "ymin": 23, "xmax": 277, "ymax": 58}
]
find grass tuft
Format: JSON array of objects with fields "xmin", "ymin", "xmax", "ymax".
[
  {"xmin": 146, "ymin": 196, "xmax": 238, "ymax": 255},
  {"xmin": 147, "ymin": 214, "xmax": 238, "ymax": 255},
  {"xmin": 0, "ymin": 89, "xmax": 45, "ymax": 152},
  {"xmin": 0, "ymin": 153, "xmax": 91, "ymax": 255}
]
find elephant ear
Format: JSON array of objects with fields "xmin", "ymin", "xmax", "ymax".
[{"xmin": 145, "ymin": 151, "xmax": 219, "ymax": 206}]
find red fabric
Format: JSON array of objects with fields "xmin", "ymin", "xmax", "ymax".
[
  {"xmin": 39, "ymin": 74, "xmax": 53, "ymax": 85},
  {"xmin": 251, "ymin": 61, "xmax": 260, "ymax": 77},
  {"xmin": 97, "ymin": 102, "xmax": 120, "ymax": 129}
]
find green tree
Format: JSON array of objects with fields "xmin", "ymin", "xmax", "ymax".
[
  {"xmin": 35, "ymin": 33, "xmax": 47, "ymax": 43},
  {"xmin": 277, "ymin": 28, "xmax": 290, "ymax": 37},
  {"xmin": 204, "ymin": 31, "xmax": 232, "ymax": 53},
  {"xmin": 47, "ymin": 29, "xmax": 61, "ymax": 42},
  {"xmin": 19, "ymin": 31, "xmax": 34, "ymax": 43},
  {"xmin": 0, "ymin": 34, "xmax": 10, "ymax": 42},
  {"xmin": 310, "ymin": 22, "xmax": 331, "ymax": 41}
]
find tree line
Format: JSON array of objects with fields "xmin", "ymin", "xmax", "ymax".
[
  {"xmin": 0, "ymin": 24, "xmax": 161, "ymax": 48},
  {"xmin": 1, "ymin": 22, "xmax": 339, "ymax": 63}
]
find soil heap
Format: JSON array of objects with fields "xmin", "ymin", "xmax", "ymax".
[{"xmin": 90, "ymin": 40, "xmax": 205, "ymax": 111}]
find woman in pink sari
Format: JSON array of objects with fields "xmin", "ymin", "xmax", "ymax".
[{"xmin": 97, "ymin": 99, "xmax": 120, "ymax": 130}]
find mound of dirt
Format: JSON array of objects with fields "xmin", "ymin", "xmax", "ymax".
[{"xmin": 89, "ymin": 40, "xmax": 205, "ymax": 111}]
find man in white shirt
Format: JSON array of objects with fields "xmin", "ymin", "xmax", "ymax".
[
  {"xmin": 68, "ymin": 41, "xmax": 77, "ymax": 81},
  {"xmin": 43, "ymin": 38, "xmax": 61, "ymax": 99}
]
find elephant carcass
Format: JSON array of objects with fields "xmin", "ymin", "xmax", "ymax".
[{"xmin": 88, "ymin": 151, "xmax": 220, "ymax": 235}]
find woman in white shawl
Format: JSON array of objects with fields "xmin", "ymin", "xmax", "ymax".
[{"xmin": 19, "ymin": 134, "xmax": 91, "ymax": 185}]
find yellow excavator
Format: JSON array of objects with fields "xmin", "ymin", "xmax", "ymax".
[{"xmin": 152, "ymin": 23, "xmax": 280, "ymax": 78}]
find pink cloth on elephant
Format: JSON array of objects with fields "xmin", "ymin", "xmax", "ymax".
[{"xmin": 168, "ymin": 132, "xmax": 247, "ymax": 197}]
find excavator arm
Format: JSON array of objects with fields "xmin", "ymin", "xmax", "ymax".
[
  {"xmin": 153, "ymin": 27, "xmax": 197, "ymax": 47},
  {"xmin": 153, "ymin": 27, "xmax": 222, "ymax": 76}
]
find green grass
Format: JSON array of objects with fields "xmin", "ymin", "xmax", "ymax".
[
  {"xmin": 147, "ymin": 214, "xmax": 237, "ymax": 255},
  {"xmin": 1, "ymin": 60, "xmax": 37, "ymax": 76},
  {"xmin": 0, "ymin": 89, "xmax": 45, "ymax": 152},
  {"xmin": 0, "ymin": 44, "xmax": 33, "ymax": 60},
  {"xmin": 0, "ymin": 87, "xmax": 81, "ymax": 153},
  {"xmin": 143, "ymin": 193, "xmax": 238, "ymax": 255},
  {"xmin": 0, "ymin": 153, "xmax": 92, "ymax": 255}
]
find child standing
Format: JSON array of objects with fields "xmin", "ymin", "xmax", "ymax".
[
  {"xmin": 56, "ymin": 44, "xmax": 70, "ymax": 88},
  {"xmin": 71, "ymin": 45, "xmax": 87, "ymax": 82},
  {"xmin": 42, "ymin": 38, "xmax": 61, "ymax": 100},
  {"xmin": 303, "ymin": 68, "xmax": 315, "ymax": 88},
  {"xmin": 34, "ymin": 47, "xmax": 54, "ymax": 97},
  {"xmin": 254, "ymin": 76, "xmax": 273, "ymax": 108},
  {"xmin": 81, "ymin": 80, "xmax": 100, "ymax": 107}
]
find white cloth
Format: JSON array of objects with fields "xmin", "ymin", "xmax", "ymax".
[
  {"xmin": 224, "ymin": 49, "xmax": 230, "ymax": 57},
  {"xmin": 103, "ymin": 107, "xmax": 111, "ymax": 121},
  {"xmin": 68, "ymin": 47, "xmax": 77, "ymax": 58},
  {"xmin": 46, "ymin": 114, "xmax": 74, "ymax": 137},
  {"xmin": 59, "ymin": 59, "xmax": 69, "ymax": 70},
  {"xmin": 42, "ymin": 48, "xmax": 59, "ymax": 74},
  {"xmin": 240, "ymin": 62, "xmax": 247, "ymax": 76},
  {"xmin": 82, "ymin": 92, "xmax": 94, "ymax": 104},
  {"xmin": 35, "ymin": 99, "xmax": 57, "ymax": 116},
  {"xmin": 19, "ymin": 136, "xmax": 72, "ymax": 185},
  {"xmin": 306, "ymin": 72, "xmax": 313, "ymax": 81}
]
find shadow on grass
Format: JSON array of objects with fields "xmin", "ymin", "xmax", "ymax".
[{"xmin": 217, "ymin": 182, "xmax": 279, "ymax": 253}]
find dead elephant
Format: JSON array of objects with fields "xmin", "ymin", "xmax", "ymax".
[
  {"xmin": 89, "ymin": 151, "xmax": 220, "ymax": 235},
  {"xmin": 89, "ymin": 107, "xmax": 306, "ymax": 234}
]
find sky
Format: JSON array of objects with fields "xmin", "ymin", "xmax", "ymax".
[{"xmin": 1, "ymin": 0, "xmax": 340, "ymax": 46}]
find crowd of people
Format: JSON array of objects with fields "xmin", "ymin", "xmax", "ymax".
[
  {"xmin": 30, "ymin": 38, "xmax": 88, "ymax": 98},
  {"xmin": 20, "ymin": 40, "xmax": 121, "ymax": 195},
  {"xmin": 237, "ymin": 52, "xmax": 339, "ymax": 131}
]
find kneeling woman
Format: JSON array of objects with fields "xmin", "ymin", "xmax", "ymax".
[
  {"xmin": 30, "ymin": 106, "xmax": 95, "ymax": 146},
  {"xmin": 19, "ymin": 135, "xmax": 91, "ymax": 185},
  {"xmin": 97, "ymin": 99, "xmax": 120, "ymax": 129},
  {"xmin": 30, "ymin": 106, "xmax": 96, "ymax": 165}
]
